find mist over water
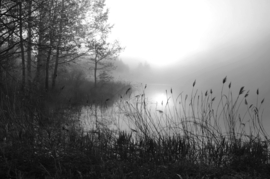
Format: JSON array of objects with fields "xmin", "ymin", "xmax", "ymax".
[
  {"xmin": 112, "ymin": 36, "xmax": 270, "ymax": 135},
  {"xmin": 81, "ymin": 0, "xmax": 270, "ymax": 136}
]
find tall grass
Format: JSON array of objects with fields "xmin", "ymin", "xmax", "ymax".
[
  {"xmin": 114, "ymin": 77, "xmax": 269, "ymax": 177},
  {"xmin": 0, "ymin": 77, "xmax": 269, "ymax": 178}
]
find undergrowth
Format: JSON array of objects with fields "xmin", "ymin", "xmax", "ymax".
[{"xmin": 0, "ymin": 77, "xmax": 269, "ymax": 179}]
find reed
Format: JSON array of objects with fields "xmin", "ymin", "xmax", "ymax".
[{"xmin": 0, "ymin": 77, "xmax": 269, "ymax": 178}]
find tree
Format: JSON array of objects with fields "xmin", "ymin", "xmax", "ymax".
[
  {"xmin": 137, "ymin": 61, "xmax": 151, "ymax": 72},
  {"xmin": 82, "ymin": 0, "xmax": 123, "ymax": 87},
  {"xmin": 18, "ymin": 1, "xmax": 25, "ymax": 89},
  {"xmin": 26, "ymin": 0, "xmax": 32, "ymax": 88},
  {"xmin": 31, "ymin": 0, "xmax": 92, "ymax": 90},
  {"xmin": 0, "ymin": 0, "xmax": 122, "ymax": 92},
  {"xmin": 0, "ymin": 1, "xmax": 22, "ymax": 82},
  {"xmin": 99, "ymin": 70, "xmax": 113, "ymax": 83},
  {"xmin": 51, "ymin": 0, "xmax": 65, "ymax": 89},
  {"xmin": 87, "ymin": 39, "xmax": 122, "ymax": 87}
]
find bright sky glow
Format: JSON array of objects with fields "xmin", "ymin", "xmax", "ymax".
[
  {"xmin": 106, "ymin": 0, "xmax": 270, "ymax": 68},
  {"xmin": 103, "ymin": 0, "xmax": 270, "ymax": 139},
  {"xmin": 106, "ymin": 0, "xmax": 216, "ymax": 68},
  {"xmin": 151, "ymin": 92, "xmax": 168, "ymax": 105}
]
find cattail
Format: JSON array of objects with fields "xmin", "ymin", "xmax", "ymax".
[
  {"xmin": 212, "ymin": 97, "xmax": 215, "ymax": 101},
  {"xmin": 193, "ymin": 80, "xmax": 196, "ymax": 87},
  {"xmin": 210, "ymin": 89, "xmax": 213, "ymax": 94},
  {"xmin": 205, "ymin": 91, "xmax": 208, "ymax": 96},
  {"xmin": 223, "ymin": 76, "xmax": 227, "ymax": 84},
  {"xmin": 228, "ymin": 82, "xmax": 231, "ymax": 89},
  {"xmin": 261, "ymin": 99, "xmax": 265, "ymax": 104},
  {"xmin": 244, "ymin": 91, "xmax": 249, "ymax": 98},
  {"xmin": 239, "ymin": 86, "xmax": 245, "ymax": 95},
  {"xmin": 257, "ymin": 89, "xmax": 259, "ymax": 95},
  {"xmin": 157, "ymin": 110, "xmax": 163, "ymax": 114},
  {"xmin": 171, "ymin": 88, "xmax": 173, "ymax": 94},
  {"xmin": 245, "ymin": 99, "xmax": 248, "ymax": 105}
]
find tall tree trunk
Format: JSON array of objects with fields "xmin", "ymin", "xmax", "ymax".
[
  {"xmin": 27, "ymin": 0, "xmax": 32, "ymax": 89},
  {"xmin": 19, "ymin": 2, "xmax": 25, "ymax": 90},
  {"xmin": 45, "ymin": 0, "xmax": 54, "ymax": 91},
  {"xmin": 94, "ymin": 60, "xmax": 97, "ymax": 88},
  {"xmin": 45, "ymin": 47, "xmax": 51, "ymax": 90},
  {"xmin": 93, "ymin": 54, "xmax": 98, "ymax": 131},
  {"xmin": 36, "ymin": 32, "xmax": 45, "ymax": 88},
  {"xmin": 36, "ymin": 1, "xmax": 50, "ymax": 90},
  {"xmin": 36, "ymin": 9, "xmax": 46, "ymax": 88},
  {"xmin": 52, "ymin": 0, "xmax": 64, "ymax": 89},
  {"xmin": 0, "ymin": 63, "xmax": 2, "ymax": 82}
]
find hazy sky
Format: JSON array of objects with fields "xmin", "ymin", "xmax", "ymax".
[
  {"xmin": 106, "ymin": 0, "xmax": 270, "ymax": 68},
  {"xmin": 105, "ymin": 0, "xmax": 270, "ymax": 133}
]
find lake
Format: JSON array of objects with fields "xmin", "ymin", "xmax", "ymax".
[{"xmin": 79, "ymin": 80, "xmax": 270, "ymax": 139}]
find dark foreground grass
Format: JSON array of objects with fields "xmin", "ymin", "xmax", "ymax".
[{"xmin": 0, "ymin": 77, "xmax": 270, "ymax": 179}]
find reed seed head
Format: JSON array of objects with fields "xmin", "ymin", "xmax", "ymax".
[
  {"xmin": 223, "ymin": 76, "xmax": 227, "ymax": 84},
  {"xmin": 245, "ymin": 91, "xmax": 249, "ymax": 98},
  {"xmin": 239, "ymin": 86, "xmax": 245, "ymax": 95}
]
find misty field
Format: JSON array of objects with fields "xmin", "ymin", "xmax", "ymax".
[{"xmin": 0, "ymin": 77, "xmax": 269, "ymax": 179}]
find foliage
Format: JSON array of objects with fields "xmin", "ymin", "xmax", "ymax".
[
  {"xmin": 0, "ymin": 0, "xmax": 119, "ymax": 91},
  {"xmin": 0, "ymin": 77, "xmax": 269, "ymax": 178}
]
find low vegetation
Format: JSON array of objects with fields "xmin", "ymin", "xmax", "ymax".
[{"xmin": 0, "ymin": 77, "xmax": 269, "ymax": 179}]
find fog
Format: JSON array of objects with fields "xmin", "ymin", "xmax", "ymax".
[
  {"xmin": 106, "ymin": 0, "xmax": 270, "ymax": 133},
  {"xmin": 113, "ymin": 32, "xmax": 270, "ymax": 132}
]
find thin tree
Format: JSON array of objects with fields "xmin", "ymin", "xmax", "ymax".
[
  {"xmin": 18, "ymin": 1, "xmax": 25, "ymax": 89},
  {"xmin": 87, "ymin": 39, "xmax": 122, "ymax": 88},
  {"xmin": 27, "ymin": 0, "xmax": 32, "ymax": 88},
  {"xmin": 51, "ymin": 0, "xmax": 64, "ymax": 89},
  {"xmin": 35, "ymin": 1, "xmax": 47, "ymax": 88}
]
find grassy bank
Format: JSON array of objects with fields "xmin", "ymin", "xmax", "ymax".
[{"xmin": 0, "ymin": 77, "xmax": 269, "ymax": 179}]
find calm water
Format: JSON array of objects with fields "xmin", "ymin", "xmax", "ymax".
[{"xmin": 79, "ymin": 82, "xmax": 270, "ymax": 138}]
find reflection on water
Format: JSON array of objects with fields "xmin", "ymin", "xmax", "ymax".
[
  {"xmin": 79, "ymin": 106, "xmax": 131, "ymax": 133},
  {"xmin": 151, "ymin": 92, "xmax": 167, "ymax": 105},
  {"xmin": 78, "ymin": 81, "xmax": 269, "ymax": 140}
]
